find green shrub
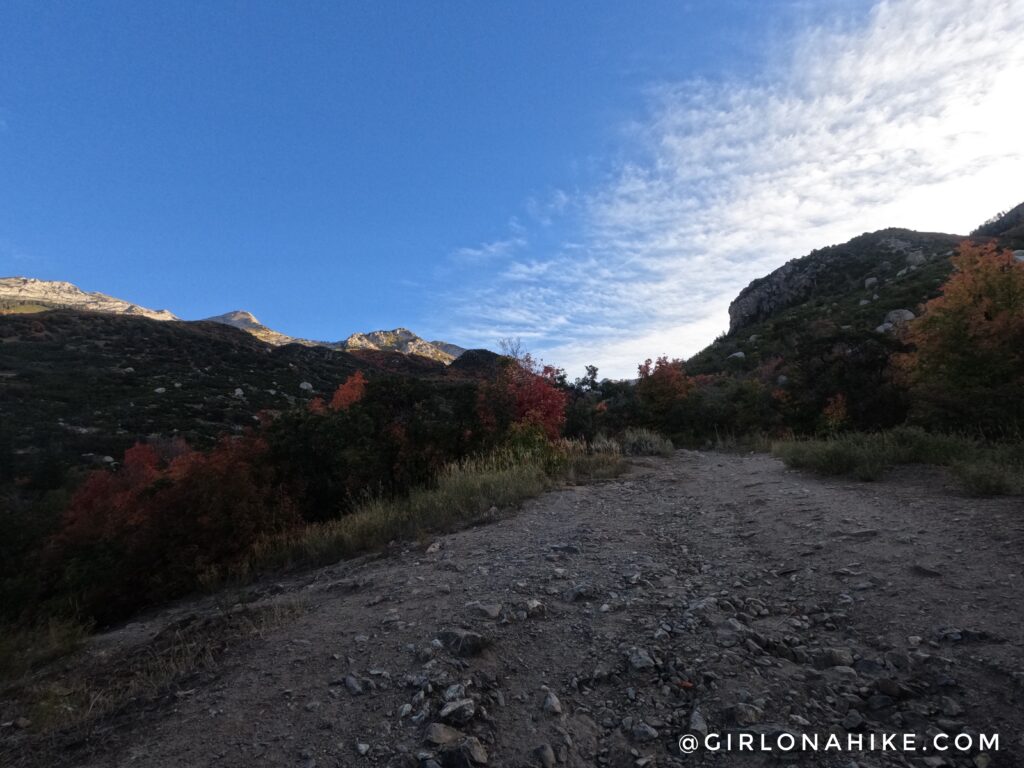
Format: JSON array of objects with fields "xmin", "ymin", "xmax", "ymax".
[
  {"xmin": 772, "ymin": 439, "xmax": 869, "ymax": 476},
  {"xmin": 952, "ymin": 461, "xmax": 1016, "ymax": 496},
  {"xmin": 773, "ymin": 430, "xmax": 1023, "ymax": 493},
  {"xmin": 851, "ymin": 449, "xmax": 888, "ymax": 481},
  {"xmin": 883, "ymin": 426, "xmax": 965, "ymax": 465}
]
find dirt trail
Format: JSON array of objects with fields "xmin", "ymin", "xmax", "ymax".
[{"xmin": 5, "ymin": 451, "xmax": 1023, "ymax": 768}]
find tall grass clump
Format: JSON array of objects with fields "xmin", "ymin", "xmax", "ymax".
[
  {"xmin": 620, "ymin": 427, "xmax": 674, "ymax": 457},
  {"xmin": 239, "ymin": 451, "xmax": 546, "ymax": 574},
  {"xmin": 772, "ymin": 427, "xmax": 1023, "ymax": 495},
  {"xmin": 590, "ymin": 433, "xmax": 622, "ymax": 456},
  {"xmin": 559, "ymin": 437, "xmax": 627, "ymax": 483}
]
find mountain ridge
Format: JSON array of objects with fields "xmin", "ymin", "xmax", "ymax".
[
  {"xmin": 203, "ymin": 309, "xmax": 317, "ymax": 348},
  {"xmin": 688, "ymin": 203, "xmax": 1023, "ymax": 389},
  {"xmin": 0, "ymin": 276, "xmax": 178, "ymax": 322},
  {"xmin": 724, "ymin": 202, "xmax": 1023, "ymax": 338},
  {"xmin": 338, "ymin": 328, "xmax": 466, "ymax": 362},
  {"xmin": 0, "ymin": 277, "xmax": 466, "ymax": 363},
  {"xmin": 725, "ymin": 228, "xmax": 961, "ymax": 333}
]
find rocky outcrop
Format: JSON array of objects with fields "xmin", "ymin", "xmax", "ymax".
[
  {"xmin": 727, "ymin": 260, "xmax": 819, "ymax": 333},
  {"xmin": 726, "ymin": 230, "xmax": 960, "ymax": 333},
  {"xmin": 207, "ymin": 316, "xmax": 465, "ymax": 363},
  {"xmin": 885, "ymin": 308, "xmax": 916, "ymax": 325},
  {"xmin": 204, "ymin": 310, "xmax": 315, "ymax": 347},
  {"xmin": 0, "ymin": 276, "xmax": 177, "ymax": 321},
  {"xmin": 338, "ymin": 328, "xmax": 463, "ymax": 363}
]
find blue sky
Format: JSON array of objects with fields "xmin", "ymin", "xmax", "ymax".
[{"xmin": 2, "ymin": 1, "xmax": 1022, "ymax": 377}]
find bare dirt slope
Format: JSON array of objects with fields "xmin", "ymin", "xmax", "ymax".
[{"xmin": 4, "ymin": 451, "xmax": 1023, "ymax": 768}]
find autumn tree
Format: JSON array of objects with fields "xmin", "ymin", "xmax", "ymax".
[
  {"xmin": 501, "ymin": 357, "xmax": 567, "ymax": 440},
  {"xmin": 478, "ymin": 350, "xmax": 568, "ymax": 441},
  {"xmin": 896, "ymin": 241, "xmax": 1024, "ymax": 431},
  {"xmin": 636, "ymin": 356, "xmax": 693, "ymax": 430}
]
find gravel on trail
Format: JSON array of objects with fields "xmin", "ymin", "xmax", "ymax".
[{"xmin": 4, "ymin": 451, "xmax": 1022, "ymax": 768}]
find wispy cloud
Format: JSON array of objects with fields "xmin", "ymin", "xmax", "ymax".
[
  {"xmin": 443, "ymin": 0, "xmax": 1024, "ymax": 378},
  {"xmin": 450, "ymin": 228, "xmax": 527, "ymax": 265},
  {"xmin": 525, "ymin": 189, "xmax": 572, "ymax": 226}
]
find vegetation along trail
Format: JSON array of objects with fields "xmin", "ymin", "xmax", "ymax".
[{"xmin": 5, "ymin": 451, "xmax": 1022, "ymax": 768}]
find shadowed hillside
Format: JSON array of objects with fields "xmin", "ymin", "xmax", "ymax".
[{"xmin": 0, "ymin": 311, "xmax": 467, "ymax": 484}]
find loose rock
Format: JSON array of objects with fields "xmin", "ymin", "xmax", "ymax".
[
  {"xmin": 439, "ymin": 698, "xmax": 476, "ymax": 725},
  {"xmin": 438, "ymin": 629, "xmax": 489, "ymax": 657}
]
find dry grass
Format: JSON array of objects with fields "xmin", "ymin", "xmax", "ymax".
[
  {"xmin": 0, "ymin": 439, "xmax": 626, "ymax": 730},
  {"xmin": 619, "ymin": 428, "xmax": 674, "ymax": 456},
  {"xmin": 2, "ymin": 599, "xmax": 305, "ymax": 736},
  {"xmin": 236, "ymin": 441, "xmax": 626, "ymax": 577},
  {"xmin": 0, "ymin": 619, "xmax": 92, "ymax": 683},
  {"xmin": 561, "ymin": 441, "xmax": 627, "ymax": 483}
]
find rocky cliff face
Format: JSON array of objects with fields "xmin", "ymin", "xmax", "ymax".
[
  {"xmin": 0, "ymin": 276, "xmax": 178, "ymax": 321},
  {"xmin": 726, "ymin": 229, "xmax": 960, "ymax": 333}
]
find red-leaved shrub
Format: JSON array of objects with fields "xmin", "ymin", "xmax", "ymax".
[
  {"xmin": 479, "ymin": 355, "xmax": 567, "ymax": 440},
  {"xmin": 48, "ymin": 436, "xmax": 296, "ymax": 621}
]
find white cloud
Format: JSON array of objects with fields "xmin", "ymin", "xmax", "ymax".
[
  {"xmin": 447, "ymin": 0, "xmax": 1024, "ymax": 378},
  {"xmin": 525, "ymin": 188, "xmax": 572, "ymax": 226},
  {"xmin": 450, "ymin": 235, "xmax": 526, "ymax": 264}
]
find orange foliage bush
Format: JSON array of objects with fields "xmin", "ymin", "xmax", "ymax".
[
  {"xmin": 331, "ymin": 370, "xmax": 367, "ymax": 411},
  {"xmin": 636, "ymin": 356, "xmax": 693, "ymax": 425},
  {"xmin": 895, "ymin": 241, "xmax": 1024, "ymax": 430}
]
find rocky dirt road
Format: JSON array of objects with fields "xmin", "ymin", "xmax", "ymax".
[{"xmin": 5, "ymin": 451, "xmax": 1023, "ymax": 767}]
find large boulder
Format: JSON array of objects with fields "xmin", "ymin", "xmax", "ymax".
[{"xmin": 884, "ymin": 309, "xmax": 916, "ymax": 326}]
